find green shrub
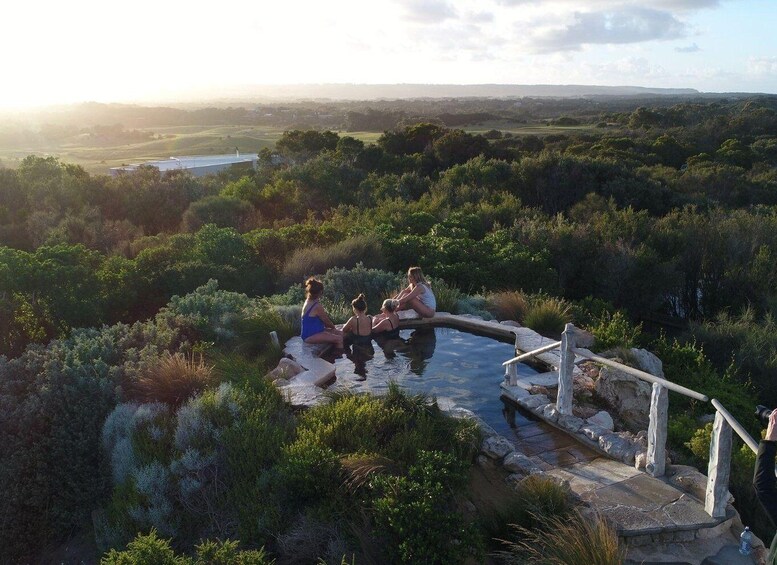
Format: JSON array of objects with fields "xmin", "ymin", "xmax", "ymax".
[
  {"xmin": 101, "ymin": 530, "xmax": 274, "ymax": 565},
  {"xmin": 431, "ymin": 278, "xmax": 463, "ymax": 313},
  {"xmin": 523, "ymin": 296, "xmax": 573, "ymax": 338},
  {"xmin": 369, "ymin": 450, "xmax": 483, "ymax": 564},
  {"xmin": 456, "ymin": 294, "xmax": 494, "ymax": 320},
  {"xmin": 321, "ymin": 264, "xmax": 404, "ymax": 315},
  {"xmin": 586, "ymin": 310, "xmax": 643, "ymax": 352},
  {"xmin": 511, "ymin": 475, "xmax": 574, "ymax": 529}
]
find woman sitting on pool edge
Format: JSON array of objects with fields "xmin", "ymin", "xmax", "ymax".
[
  {"xmin": 395, "ymin": 266, "xmax": 436, "ymax": 318},
  {"xmin": 342, "ymin": 293, "xmax": 373, "ymax": 347},
  {"xmin": 300, "ymin": 277, "xmax": 344, "ymax": 349},
  {"xmin": 372, "ymin": 298, "xmax": 401, "ymax": 339}
]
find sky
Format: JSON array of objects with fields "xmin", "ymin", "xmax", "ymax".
[{"xmin": 2, "ymin": 0, "xmax": 776, "ymax": 108}]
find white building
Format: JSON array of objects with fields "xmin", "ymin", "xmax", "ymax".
[{"xmin": 110, "ymin": 152, "xmax": 258, "ymax": 177}]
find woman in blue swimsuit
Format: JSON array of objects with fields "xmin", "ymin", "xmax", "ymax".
[{"xmin": 300, "ymin": 277, "xmax": 343, "ymax": 348}]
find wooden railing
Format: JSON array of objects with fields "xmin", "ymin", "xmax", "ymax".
[{"xmin": 503, "ymin": 322, "xmax": 759, "ymax": 519}]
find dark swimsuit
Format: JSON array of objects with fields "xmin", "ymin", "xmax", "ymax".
[
  {"xmin": 351, "ymin": 316, "xmax": 373, "ymax": 346},
  {"xmin": 382, "ymin": 317, "xmax": 400, "ymax": 339}
]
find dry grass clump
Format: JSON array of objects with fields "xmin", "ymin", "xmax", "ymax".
[
  {"xmin": 496, "ymin": 509, "xmax": 624, "ymax": 565},
  {"xmin": 488, "ymin": 290, "xmax": 530, "ymax": 322},
  {"xmin": 522, "ymin": 297, "xmax": 573, "ymax": 338},
  {"xmin": 130, "ymin": 352, "xmax": 216, "ymax": 407}
]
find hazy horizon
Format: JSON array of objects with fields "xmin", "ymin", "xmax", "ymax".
[{"xmin": 4, "ymin": 0, "xmax": 777, "ymax": 110}]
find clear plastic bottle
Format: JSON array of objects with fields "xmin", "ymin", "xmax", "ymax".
[{"xmin": 739, "ymin": 526, "xmax": 753, "ymax": 556}]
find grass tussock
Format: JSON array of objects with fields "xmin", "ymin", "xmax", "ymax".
[
  {"xmin": 431, "ymin": 278, "xmax": 463, "ymax": 313},
  {"xmin": 495, "ymin": 509, "xmax": 625, "ymax": 565},
  {"xmin": 488, "ymin": 290, "xmax": 530, "ymax": 322},
  {"xmin": 523, "ymin": 296, "xmax": 573, "ymax": 338},
  {"xmin": 130, "ymin": 352, "xmax": 215, "ymax": 407}
]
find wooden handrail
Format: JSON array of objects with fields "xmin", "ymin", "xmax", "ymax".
[
  {"xmin": 711, "ymin": 398, "xmax": 759, "ymax": 454},
  {"xmin": 502, "ymin": 341, "xmax": 561, "ymax": 366},
  {"xmin": 572, "ymin": 348, "xmax": 709, "ymax": 402}
]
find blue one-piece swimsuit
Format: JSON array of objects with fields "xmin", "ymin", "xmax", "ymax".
[{"xmin": 301, "ymin": 301, "xmax": 325, "ymax": 340}]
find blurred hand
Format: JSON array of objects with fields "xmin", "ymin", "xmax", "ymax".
[{"xmin": 767, "ymin": 409, "xmax": 777, "ymax": 442}]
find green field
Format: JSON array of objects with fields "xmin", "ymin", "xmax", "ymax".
[{"xmin": 0, "ymin": 122, "xmax": 600, "ymax": 175}]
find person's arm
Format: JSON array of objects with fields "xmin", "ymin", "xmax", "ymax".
[
  {"xmin": 395, "ymin": 285, "xmax": 412, "ymax": 300},
  {"xmin": 397, "ymin": 285, "xmax": 423, "ymax": 307},
  {"xmin": 342, "ymin": 316, "xmax": 356, "ymax": 334},
  {"xmin": 372, "ymin": 318, "xmax": 389, "ymax": 332},
  {"xmin": 313, "ymin": 303, "xmax": 336, "ymax": 329},
  {"xmin": 754, "ymin": 410, "xmax": 777, "ymax": 526}
]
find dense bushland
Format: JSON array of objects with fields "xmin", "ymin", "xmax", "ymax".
[{"xmin": 3, "ymin": 95, "xmax": 777, "ymax": 560}]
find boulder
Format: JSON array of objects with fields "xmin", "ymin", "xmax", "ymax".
[
  {"xmin": 581, "ymin": 424, "xmax": 607, "ymax": 442},
  {"xmin": 481, "ymin": 436, "xmax": 514, "ymax": 460},
  {"xmin": 503, "ymin": 452, "xmax": 544, "ymax": 476},
  {"xmin": 667, "ymin": 464, "xmax": 733, "ymax": 504},
  {"xmin": 634, "ymin": 451, "xmax": 647, "ymax": 471},
  {"xmin": 630, "ymin": 348, "xmax": 664, "ymax": 378},
  {"xmin": 587, "ymin": 410, "xmax": 614, "ymax": 431},
  {"xmin": 266, "ymin": 357, "xmax": 305, "ymax": 381},
  {"xmin": 542, "ymin": 404, "xmax": 560, "ymax": 422},
  {"xmin": 558, "ymin": 414, "xmax": 584, "ymax": 433},
  {"xmin": 599, "ymin": 433, "xmax": 637, "ymax": 465},
  {"xmin": 595, "ymin": 366, "xmax": 651, "ymax": 430},
  {"xmin": 516, "ymin": 394, "xmax": 551, "ymax": 410}
]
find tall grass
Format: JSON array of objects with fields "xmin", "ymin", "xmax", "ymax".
[
  {"xmin": 496, "ymin": 509, "xmax": 625, "ymax": 565},
  {"xmin": 431, "ymin": 278, "xmax": 463, "ymax": 313},
  {"xmin": 280, "ymin": 235, "xmax": 385, "ymax": 289},
  {"xmin": 488, "ymin": 290, "xmax": 530, "ymax": 322},
  {"xmin": 129, "ymin": 352, "xmax": 215, "ymax": 407},
  {"xmin": 523, "ymin": 296, "xmax": 573, "ymax": 338}
]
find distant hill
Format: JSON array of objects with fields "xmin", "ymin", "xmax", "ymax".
[{"xmin": 185, "ymin": 83, "xmax": 700, "ymax": 102}]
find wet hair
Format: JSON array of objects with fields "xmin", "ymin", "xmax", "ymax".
[
  {"xmin": 407, "ymin": 266, "xmax": 428, "ymax": 285},
  {"xmin": 351, "ymin": 293, "xmax": 367, "ymax": 312},
  {"xmin": 305, "ymin": 277, "xmax": 324, "ymax": 298},
  {"xmin": 382, "ymin": 298, "xmax": 400, "ymax": 312}
]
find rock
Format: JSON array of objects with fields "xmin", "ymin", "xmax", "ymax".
[
  {"xmin": 587, "ymin": 410, "xmax": 614, "ymax": 431},
  {"xmin": 476, "ymin": 455, "xmax": 493, "ymax": 469},
  {"xmin": 500, "ymin": 320, "xmax": 522, "ymax": 328},
  {"xmin": 266, "ymin": 358, "xmax": 305, "ymax": 381},
  {"xmin": 273, "ymin": 377, "xmax": 290, "ymax": 387},
  {"xmin": 630, "ymin": 348, "xmax": 664, "ymax": 378},
  {"xmin": 668, "ymin": 464, "xmax": 734, "ymax": 504},
  {"xmin": 599, "ymin": 433, "xmax": 637, "ymax": 465},
  {"xmin": 595, "ymin": 366, "xmax": 651, "ymax": 430},
  {"xmin": 516, "ymin": 394, "xmax": 551, "ymax": 410},
  {"xmin": 542, "ymin": 404, "xmax": 560, "ymax": 422},
  {"xmin": 529, "ymin": 385, "xmax": 552, "ymax": 396},
  {"xmin": 503, "ymin": 452, "xmax": 544, "ymax": 475},
  {"xmin": 481, "ymin": 436, "xmax": 514, "ymax": 460},
  {"xmin": 581, "ymin": 424, "xmax": 607, "ymax": 441},
  {"xmin": 573, "ymin": 374, "xmax": 595, "ymax": 393},
  {"xmin": 634, "ymin": 451, "xmax": 647, "ymax": 470},
  {"xmin": 571, "ymin": 327, "xmax": 596, "ymax": 348},
  {"xmin": 557, "ymin": 414, "xmax": 584, "ymax": 433}
]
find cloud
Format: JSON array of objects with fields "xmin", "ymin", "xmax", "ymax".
[
  {"xmin": 675, "ymin": 42, "xmax": 700, "ymax": 52},
  {"xmin": 496, "ymin": 0, "xmax": 720, "ymax": 8},
  {"xmin": 395, "ymin": 0, "xmax": 457, "ymax": 23},
  {"xmin": 747, "ymin": 57, "xmax": 777, "ymax": 75},
  {"xmin": 531, "ymin": 7, "xmax": 688, "ymax": 52},
  {"xmin": 587, "ymin": 56, "xmax": 669, "ymax": 81}
]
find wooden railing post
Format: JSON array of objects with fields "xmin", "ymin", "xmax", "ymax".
[
  {"xmin": 557, "ymin": 323, "xmax": 575, "ymax": 416},
  {"xmin": 705, "ymin": 411, "xmax": 733, "ymax": 518},
  {"xmin": 646, "ymin": 383, "xmax": 668, "ymax": 477},
  {"xmin": 505, "ymin": 363, "xmax": 518, "ymax": 386}
]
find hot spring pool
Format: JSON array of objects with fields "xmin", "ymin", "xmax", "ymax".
[{"xmin": 328, "ymin": 326, "xmax": 542, "ymax": 439}]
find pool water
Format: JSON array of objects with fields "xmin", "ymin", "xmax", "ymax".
[{"xmin": 329, "ymin": 326, "xmax": 541, "ymax": 439}]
